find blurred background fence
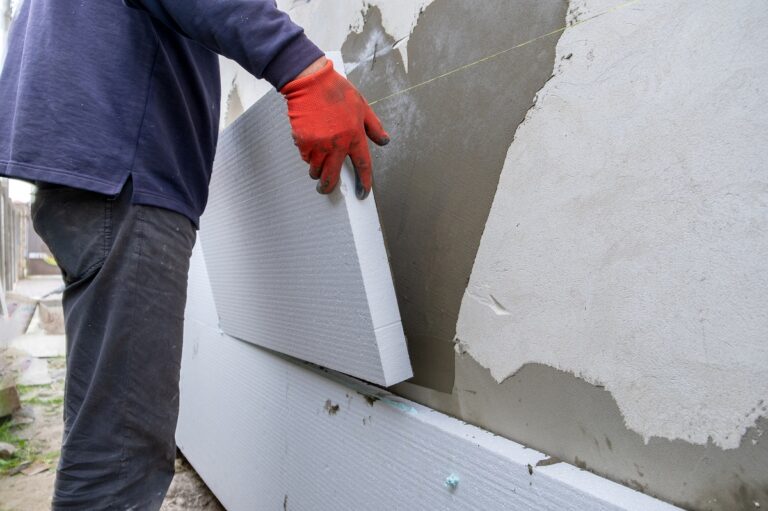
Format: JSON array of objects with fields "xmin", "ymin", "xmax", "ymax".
[{"xmin": 0, "ymin": 178, "xmax": 28, "ymax": 303}]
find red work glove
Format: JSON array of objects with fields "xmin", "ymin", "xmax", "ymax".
[{"xmin": 281, "ymin": 60, "xmax": 390, "ymax": 199}]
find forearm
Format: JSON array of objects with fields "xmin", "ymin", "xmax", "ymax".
[{"xmin": 124, "ymin": 0, "xmax": 323, "ymax": 88}]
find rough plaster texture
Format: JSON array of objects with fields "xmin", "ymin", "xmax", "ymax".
[{"xmin": 456, "ymin": 0, "xmax": 768, "ymax": 449}]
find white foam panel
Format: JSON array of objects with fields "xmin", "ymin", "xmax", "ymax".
[
  {"xmin": 177, "ymin": 243, "xmax": 679, "ymax": 511},
  {"xmin": 200, "ymin": 57, "xmax": 410, "ymax": 386}
]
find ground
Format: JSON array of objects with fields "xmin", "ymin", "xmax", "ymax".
[{"xmin": 0, "ymin": 277, "xmax": 223, "ymax": 510}]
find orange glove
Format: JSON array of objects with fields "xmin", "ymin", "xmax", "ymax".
[{"xmin": 281, "ymin": 60, "xmax": 390, "ymax": 199}]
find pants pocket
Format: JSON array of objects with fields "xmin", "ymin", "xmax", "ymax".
[{"xmin": 31, "ymin": 186, "xmax": 111, "ymax": 285}]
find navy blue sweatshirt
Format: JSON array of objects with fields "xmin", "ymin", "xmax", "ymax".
[{"xmin": 0, "ymin": 0, "xmax": 323, "ymax": 225}]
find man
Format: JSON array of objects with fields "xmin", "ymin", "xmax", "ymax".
[{"xmin": 0, "ymin": 0, "xmax": 389, "ymax": 508}]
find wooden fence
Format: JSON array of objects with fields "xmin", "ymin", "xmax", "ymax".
[{"xmin": 0, "ymin": 178, "xmax": 28, "ymax": 305}]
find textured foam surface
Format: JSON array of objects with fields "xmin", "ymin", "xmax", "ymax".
[{"xmin": 200, "ymin": 72, "xmax": 411, "ymax": 386}]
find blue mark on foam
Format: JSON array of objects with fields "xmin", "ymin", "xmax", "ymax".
[
  {"xmin": 381, "ymin": 398, "xmax": 418, "ymax": 415},
  {"xmin": 444, "ymin": 474, "xmax": 460, "ymax": 490}
]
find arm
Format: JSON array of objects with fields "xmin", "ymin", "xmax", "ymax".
[
  {"xmin": 125, "ymin": 0, "xmax": 322, "ymax": 88},
  {"xmin": 127, "ymin": 0, "xmax": 389, "ymax": 198}
]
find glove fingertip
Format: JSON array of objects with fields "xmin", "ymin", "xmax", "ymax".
[
  {"xmin": 355, "ymin": 179, "xmax": 371, "ymax": 200},
  {"xmin": 366, "ymin": 127, "xmax": 390, "ymax": 146}
]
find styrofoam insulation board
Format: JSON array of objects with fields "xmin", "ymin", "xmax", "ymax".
[
  {"xmin": 200, "ymin": 53, "xmax": 411, "ymax": 387},
  {"xmin": 177, "ymin": 242, "xmax": 680, "ymax": 511}
]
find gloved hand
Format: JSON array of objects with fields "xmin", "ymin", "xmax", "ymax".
[{"xmin": 281, "ymin": 59, "xmax": 390, "ymax": 199}]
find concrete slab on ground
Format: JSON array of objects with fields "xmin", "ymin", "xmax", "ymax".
[
  {"xmin": 14, "ymin": 357, "xmax": 52, "ymax": 386},
  {"xmin": 0, "ymin": 294, "xmax": 37, "ymax": 344},
  {"xmin": 12, "ymin": 277, "xmax": 64, "ymax": 301},
  {"xmin": 10, "ymin": 335, "xmax": 65, "ymax": 358}
]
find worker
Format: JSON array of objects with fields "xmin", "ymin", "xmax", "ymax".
[{"xmin": 0, "ymin": 1, "xmax": 390, "ymax": 508}]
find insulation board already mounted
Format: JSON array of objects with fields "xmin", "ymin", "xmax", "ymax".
[
  {"xmin": 200, "ymin": 55, "xmax": 411, "ymax": 387},
  {"xmin": 177, "ymin": 242, "xmax": 680, "ymax": 511}
]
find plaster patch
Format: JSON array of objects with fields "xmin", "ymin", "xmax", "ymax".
[
  {"xmin": 217, "ymin": 59, "xmax": 271, "ymax": 129},
  {"xmin": 222, "ymin": 82, "xmax": 244, "ymax": 127},
  {"xmin": 455, "ymin": 0, "xmax": 768, "ymax": 449},
  {"xmin": 219, "ymin": 0, "xmax": 433, "ymax": 124},
  {"xmin": 277, "ymin": 0, "xmax": 435, "ymax": 70}
]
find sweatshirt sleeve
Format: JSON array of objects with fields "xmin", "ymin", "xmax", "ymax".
[{"xmin": 124, "ymin": 0, "xmax": 324, "ymax": 89}]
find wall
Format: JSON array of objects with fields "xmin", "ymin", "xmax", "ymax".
[
  {"xmin": 0, "ymin": 0, "xmax": 763, "ymax": 509},
  {"xmin": 221, "ymin": 1, "xmax": 767, "ymax": 509},
  {"xmin": 456, "ymin": 0, "xmax": 768, "ymax": 450},
  {"xmin": 450, "ymin": 0, "xmax": 768, "ymax": 507}
]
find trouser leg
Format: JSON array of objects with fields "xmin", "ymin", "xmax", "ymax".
[{"xmin": 31, "ymin": 181, "xmax": 196, "ymax": 510}]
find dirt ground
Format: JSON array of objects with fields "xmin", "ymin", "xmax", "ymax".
[
  {"xmin": 0, "ymin": 278, "xmax": 223, "ymax": 511},
  {"xmin": 0, "ymin": 359, "xmax": 224, "ymax": 511},
  {"xmin": 0, "ymin": 362, "xmax": 224, "ymax": 511},
  {"xmin": 0, "ymin": 357, "xmax": 65, "ymax": 511}
]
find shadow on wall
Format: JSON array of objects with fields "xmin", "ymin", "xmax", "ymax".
[{"xmin": 341, "ymin": 0, "xmax": 568, "ymax": 392}]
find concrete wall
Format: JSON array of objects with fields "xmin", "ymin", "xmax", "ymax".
[{"xmin": 221, "ymin": 1, "xmax": 768, "ymax": 509}]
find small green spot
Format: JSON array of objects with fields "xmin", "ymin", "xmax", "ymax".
[{"xmin": 444, "ymin": 473, "xmax": 459, "ymax": 490}]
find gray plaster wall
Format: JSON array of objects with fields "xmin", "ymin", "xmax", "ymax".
[{"xmin": 340, "ymin": 0, "xmax": 568, "ymax": 392}]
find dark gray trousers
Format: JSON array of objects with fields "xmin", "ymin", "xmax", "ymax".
[{"xmin": 31, "ymin": 180, "xmax": 196, "ymax": 510}]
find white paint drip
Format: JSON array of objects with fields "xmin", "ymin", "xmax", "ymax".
[{"xmin": 455, "ymin": 0, "xmax": 768, "ymax": 449}]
